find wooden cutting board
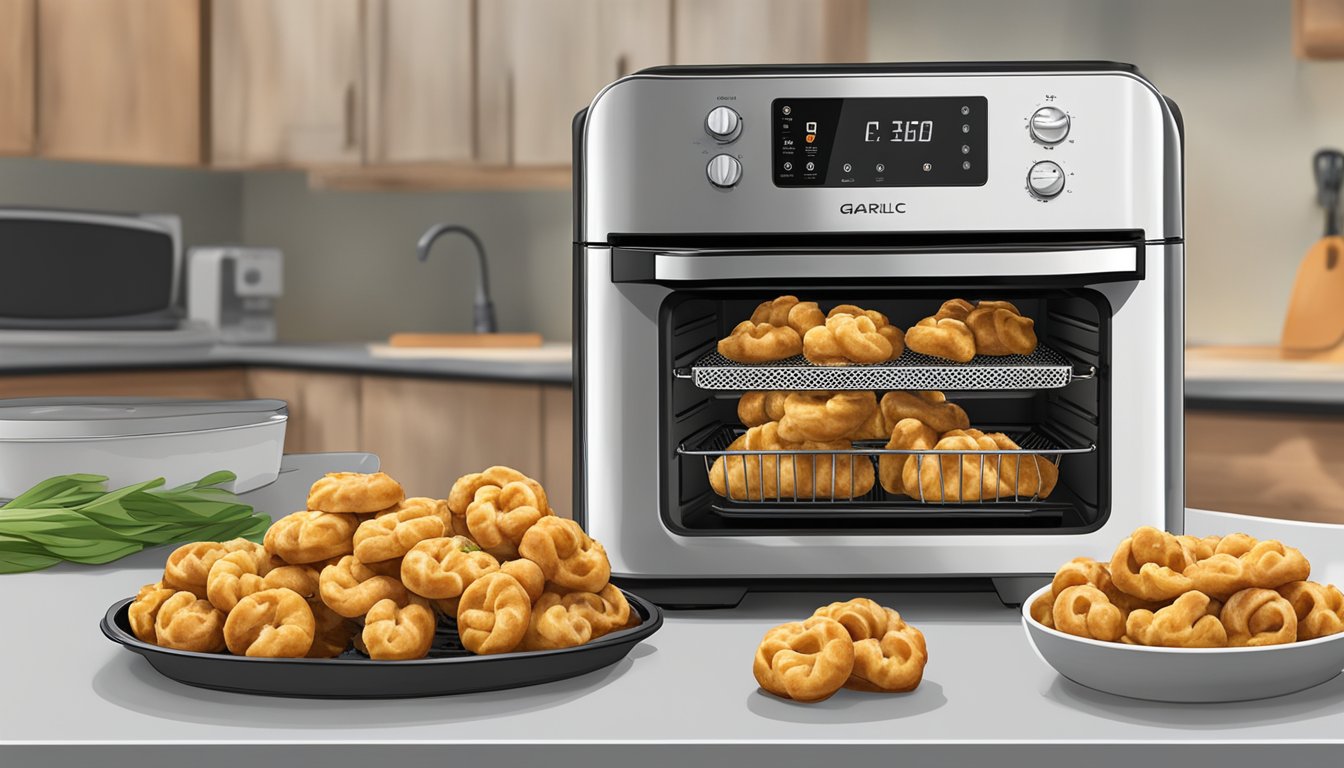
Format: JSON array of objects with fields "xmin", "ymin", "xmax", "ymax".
[
  {"xmin": 387, "ymin": 332, "xmax": 543, "ymax": 348},
  {"xmin": 1281, "ymin": 235, "xmax": 1344, "ymax": 352}
]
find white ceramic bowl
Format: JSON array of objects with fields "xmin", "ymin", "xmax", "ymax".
[
  {"xmin": 0, "ymin": 398, "xmax": 287, "ymax": 498},
  {"xmin": 1022, "ymin": 584, "xmax": 1344, "ymax": 702}
]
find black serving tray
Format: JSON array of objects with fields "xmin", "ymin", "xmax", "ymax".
[{"xmin": 101, "ymin": 590, "xmax": 662, "ymax": 699}]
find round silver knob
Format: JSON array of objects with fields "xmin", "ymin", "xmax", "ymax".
[
  {"xmin": 706, "ymin": 154, "xmax": 742, "ymax": 188},
  {"xmin": 1029, "ymin": 106, "xmax": 1070, "ymax": 144},
  {"xmin": 705, "ymin": 106, "xmax": 742, "ymax": 143},
  {"xmin": 1027, "ymin": 161, "xmax": 1065, "ymax": 199}
]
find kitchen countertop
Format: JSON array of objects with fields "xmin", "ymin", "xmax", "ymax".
[
  {"xmin": 3, "ymin": 455, "xmax": 1343, "ymax": 766},
  {"xmin": 0, "ymin": 341, "xmax": 573, "ymax": 384},
  {"xmin": 1186, "ymin": 345, "xmax": 1344, "ymax": 409}
]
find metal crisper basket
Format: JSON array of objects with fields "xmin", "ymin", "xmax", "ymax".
[
  {"xmin": 678, "ymin": 344, "xmax": 1093, "ymax": 391},
  {"xmin": 678, "ymin": 426, "xmax": 1096, "ymax": 511}
]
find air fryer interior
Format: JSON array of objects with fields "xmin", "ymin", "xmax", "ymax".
[{"xmin": 660, "ymin": 288, "xmax": 1109, "ymax": 536}]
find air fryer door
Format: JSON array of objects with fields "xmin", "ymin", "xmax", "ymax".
[{"xmin": 575, "ymin": 238, "xmax": 1182, "ymax": 603}]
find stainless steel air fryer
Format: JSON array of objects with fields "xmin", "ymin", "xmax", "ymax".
[{"xmin": 572, "ymin": 62, "xmax": 1184, "ymax": 607}]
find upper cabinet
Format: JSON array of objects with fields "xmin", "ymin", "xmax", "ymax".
[
  {"xmin": 211, "ymin": 0, "xmax": 364, "ymax": 167},
  {"xmin": 0, "ymin": 0, "xmax": 35, "ymax": 154},
  {"xmin": 674, "ymin": 0, "xmax": 867, "ymax": 65},
  {"xmin": 362, "ymin": 0, "xmax": 475, "ymax": 165},
  {"xmin": 13, "ymin": 0, "xmax": 867, "ymax": 183},
  {"xmin": 1295, "ymin": 0, "xmax": 1344, "ymax": 58},
  {"xmin": 477, "ymin": 0, "xmax": 671, "ymax": 167},
  {"xmin": 36, "ymin": 0, "xmax": 203, "ymax": 165}
]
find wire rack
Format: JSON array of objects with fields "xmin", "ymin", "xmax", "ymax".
[
  {"xmin": 678, "ymin": 426, "xmax": 1095, "ymax": 506},
  {"xmin": 677, "ymin": 344, "xmax": 1091, "ymax": 391}
]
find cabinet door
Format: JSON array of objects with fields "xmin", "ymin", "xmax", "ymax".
[
  {"xmin": 1296, "ymin": 0, "xmax": 1344, "ymax": 58},
  {"xmin": 0, "ymin": 368, "xmax": 250, "ymax": 399},
  {"xmin": 541, "ymin": 385, "xmax": 574, "ymax": 519},
  {"xmin": 37, "ymin": 0, "xmax": 203, "ymax": 165},
  {"xmin": 478, "ymin": 0, "xmax": 671, "ymax": 167},
  {"xmin": 1186, "ymin": 409, "xmax": 1344, "ymax": 525},
  {"xmin": 363, "ymin": 0, "xmax": 474, "ymax": 164},
  {"xmin": 673, "ymin": 0, "xmax": 867, "ymax": 64},
  {"xmin": 0, "ymin": 0, "xmax": 34, "ymax": 154},
  {"xmin": 211, "ymin": 0, "xmax": 363, "ymax": 167},
  {"xmin": 360, "ymin": 377, "xmax": 544, "ymax": 499},
  {"xmin": 246, "ymin": 369, "xmax": 362, "ymax": 454}
]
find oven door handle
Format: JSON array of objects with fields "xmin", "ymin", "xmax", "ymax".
[{"xmin": 610, "ymin": 246, "xmax": 1143, "ymax": 284}]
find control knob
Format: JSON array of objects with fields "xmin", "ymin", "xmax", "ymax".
[
  {"xmin": 1027, "ymin": 160, "xmax": 1065, "ymax": 199},
  {"xmin": 705, "ymin": 106, "xmax": 742, "ymax": 143},
  {"xmin": 706, "ymin": 154, "xmax": 742, "ymax": 188},
  {"xmin": 1029, "ymin": 106, "xmax": 1070, "ymax": 144}
]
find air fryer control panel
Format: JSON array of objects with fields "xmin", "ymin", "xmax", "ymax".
[
  {"xmin": 581, "ymin": 69, "xmax": 1182, "ymax": 239},
  {"xmin": 770, "ymin": 96, "xmax": 989, "ymax": 187}
]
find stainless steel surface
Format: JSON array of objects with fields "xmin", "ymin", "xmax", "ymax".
[
  {"xmin": 682, "ymin": 346, "xmax": 1086, "ymax": 391},
  {"xmin": 1165, "ymin": 242, "xmax": 1187, "ymax": 532},
  {"xmin": 623, "ymin": 246, "xmax": 1139, "ymax": 282},
  {"xmin": 1027, "ymin": 160, "xmax": 1066, "ymax": 199},
  {"xmin": 704, "ymin": 105, "xmax": 742, "ymax": 142},
  {"xmin": 1029, "ymin": 105, "xmax": 1071, "ymax": 144},
  {"xmin": 578, "ymin": 68, "xmax": 1183, "ymax": 240},
  {"xmin": 706, "ymin": 154, "xmax": 743, "ymax": 188}
]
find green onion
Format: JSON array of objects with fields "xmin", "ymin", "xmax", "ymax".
[{"xmin": 0, "ymin": 472, "xmax": 270, "ymax": 574}]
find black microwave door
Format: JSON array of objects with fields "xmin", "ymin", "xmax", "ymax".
[{"xmin": 0, "ymin": 217, "xmax": 177, "ymax": 329}]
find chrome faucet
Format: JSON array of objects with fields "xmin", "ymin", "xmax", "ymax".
[{"xmin": 416, "ymin": 223, "xmax": 497, "ymax": 334}]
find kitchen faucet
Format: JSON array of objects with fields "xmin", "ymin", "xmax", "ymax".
[{"xmin": 415, "ymin": 223, "xmax": 497, "ymax": 334}]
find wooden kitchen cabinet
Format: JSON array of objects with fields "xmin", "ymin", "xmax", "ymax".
[
  {"xmin": 0, "ymin": 368, "xmax": 250, "ymax": 399},
  {"xmin": 673, "ymin": 0, "xmax": 867, "ymax": 65},
  {"xmin": 542, "ymin": 385, "xmax": 575, "ymax": 517},
  {"xmin": 0, "ymin": 0, "xmax": 35, "ymax": 155},
  {"xmin": 37, "ymin": 0, "xmax": 204, "ymax": 165},
  {"xmin": 211, "ymin": 0, "xmax": 364, "ymax": 167},
  {"xmin": 245, "ymin": 368, "xmax": 361, "ymax": 454},
  {"xmin": 359, "ymin": 376, "xmax": 547, "ymax": 500},
  {"xmin": 362, "ymin": 0, "xmax": 475, "ymax": 165},
  {"xmin": 477, "ymin": 0, "xmax": 671, "ymax": 167},
  {"xmin": 1186, "ymin": 408, "xmax": 1344, "ymax": 525}
]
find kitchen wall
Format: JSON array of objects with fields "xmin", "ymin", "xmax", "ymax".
[
  {"xmin": 238, "ymin": 174, "xmax": 571, "ymax": 343},
  {"xmin": 0, "ymin": 157, "xmax": 241, "ymax": 247}
]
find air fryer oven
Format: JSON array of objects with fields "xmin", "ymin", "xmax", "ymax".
[{"xmin": 573, "ymin": 62, "xmax": 1184, "ymax": 608}]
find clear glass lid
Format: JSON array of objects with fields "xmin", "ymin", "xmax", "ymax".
[{"xmin": 0, "ymin": 397, "xmax": 288, "ymax": 439}]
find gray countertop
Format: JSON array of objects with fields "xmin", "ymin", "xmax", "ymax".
[
  {"xmin": 0, "ymin": 342, "xmax": 573, "ymax": 384},
  {"xmin": 3, "ymin": 455, "xmax": 1343, "ymax": 764},
  {"xmin": 1185, "ymin": 346, "xmax": 1344, "ymax": 408}
]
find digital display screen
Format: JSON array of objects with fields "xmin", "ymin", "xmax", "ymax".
[{"xmin": 772, "ymin": 97, "xmax": 988, "ymax": 187}]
